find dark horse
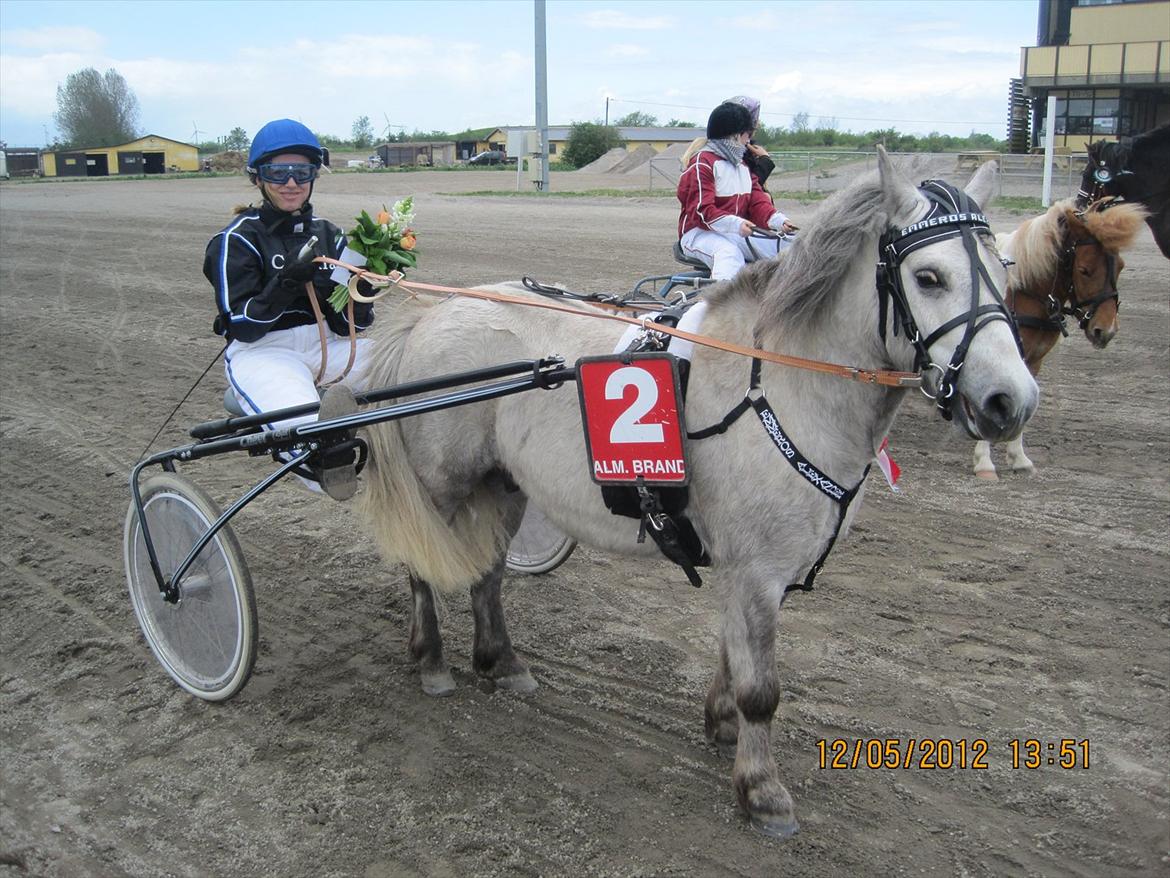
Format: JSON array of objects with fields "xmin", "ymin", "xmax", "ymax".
[{"xmin": 1078, "ymin": 123, "xmax": 1170, "ymax": 259}]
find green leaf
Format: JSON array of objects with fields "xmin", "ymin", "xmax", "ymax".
[{"xmin": 368, "ymin": 256, "xmax": 387, "ymax": 275}]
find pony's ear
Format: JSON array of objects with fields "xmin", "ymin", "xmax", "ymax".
[
  {"xmin": 964, "ymin": 160, "xmax": 998, "ymax": 211},
  {"xmin": 877, "ymin": 145, "xmax": 921, "ymax": 226}
]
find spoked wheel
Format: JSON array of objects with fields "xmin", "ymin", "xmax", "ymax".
[
  {"xmin": 505, "ymin": 502, "xmax": 577, "ymax": 575},
  {"xmin": 123, "ymin": 473, "xmax": 256, "ymax": 701}
]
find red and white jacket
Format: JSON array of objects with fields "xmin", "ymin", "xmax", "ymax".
[{"xmin": 677, "ymin": 148, "xmax": 786, "ymax": 239}]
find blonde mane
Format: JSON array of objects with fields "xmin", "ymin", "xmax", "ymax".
[{"xmin": 998, "ymin": 197, "xmax": 1148, "ymax": 289}]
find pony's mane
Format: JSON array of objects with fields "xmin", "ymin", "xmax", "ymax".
[
  {"xmin": 710, "ymin": 175, "xmax": 893, "ymax": 332},
  {"xmin": 1079, "ymin": 197, "xmax": 1149, "ymax": 251},
  {"xmin": 1002, "ymin": 197, "xmax": 1149, "ymax": 289},
  {"xmin": 998, "ymin": 200, "xmax": 1069, "ymax": 289}
]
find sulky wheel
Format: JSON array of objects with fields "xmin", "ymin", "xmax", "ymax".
[
  {"xmin": 505, "ymin": 502, "xmax": 577, "ymax": 575},
  {"xmin": 123, "ymin": 473, "xmax": 256, "ymax": 701}
]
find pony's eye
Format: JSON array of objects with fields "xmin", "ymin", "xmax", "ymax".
[
  {"xmin": 1079, "ymin": 266, "xmax": 1093, "ymax": 276},
  {"xmin": 915, "ymin": 270, "xmax": 941, "ymax": 288}
]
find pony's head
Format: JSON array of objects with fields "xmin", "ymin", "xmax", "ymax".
[
  {"xmin": 750, "ymin": 149, "xmax": 1036, "ymax": 441},
  {"xmin": 873, "ymin": 149, "xmax": 1037, "ymax": 440},
  {"xmin": 1061, "ymin": 197, "xmax": 1147, "ymax": 348}
]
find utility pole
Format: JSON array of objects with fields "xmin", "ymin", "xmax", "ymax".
[
  {"xmin": 605, "ymin": 97, "xmax": 610, "ymax": 127},
  {"xmin": 534, "ymin": 0, "xmax": 549, "ymax": 191}
]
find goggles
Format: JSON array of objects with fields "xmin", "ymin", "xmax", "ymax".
[{"xmin": 256, "ymin": 162, "xmax": 318, "ymax": 185}]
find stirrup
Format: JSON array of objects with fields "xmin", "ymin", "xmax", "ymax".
[{"xmin": 315, "ymin": 384, "xmax": 359, "ymax": 501}]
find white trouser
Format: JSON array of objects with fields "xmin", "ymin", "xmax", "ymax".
[
  {"xmin": 225, "ymin": 324, "xmax": 373, "ymax": 429},
  {"xmin": 680, "ymin": 228, "xmax": 792, "ymax": 281}
]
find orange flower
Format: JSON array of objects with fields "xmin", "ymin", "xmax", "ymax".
[
  {"xmin": 376, "ymin": 210, "xmax": 391, "ymax": 225},
  {"xmin": 400, "ymin": 234, "xmax": 417, "ymax": 250}
]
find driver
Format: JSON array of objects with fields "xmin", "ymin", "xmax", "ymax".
[
  {"xmin": 203, "ymin": 118, "xmax": 373, "ymax": 499},
  {"xmin": 677, "ymin": 102, "xmax": 797, "ymax": 281}
]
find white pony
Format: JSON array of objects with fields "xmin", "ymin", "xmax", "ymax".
[{"xmin": 357, "ymin": 149, "xmax": 1037, "ymax": 838}]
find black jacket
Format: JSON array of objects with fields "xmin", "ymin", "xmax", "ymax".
[{"xmin": 204, "ymin": 201, "xmax": 374, "ymax": 343}]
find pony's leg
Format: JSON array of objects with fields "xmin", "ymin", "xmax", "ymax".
[
  {"xmin": 470, "ymin": 558, "xmax": 538, "ymax": 692},
  {"xmin": 973, "ymin": 440, "xmax": 998, "ymax": 480},
  {"xmin": 408, "ymin": 575, "xmax": 456, "ymax": 697},
  {"xmin": 1003, "ymin": 431, "xmax": 1035, "ymax": 474},
  {"xmin": 704, "ymin": 640, "xmax": 739, "ymax": 759},
  {"xmin": 725, "ymin": 585, "xmax": 799, "ymax": 840}
]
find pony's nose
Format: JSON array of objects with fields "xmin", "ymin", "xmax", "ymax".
[
  {"xmin": 979, "ymin": 385, "xmax": 1038, "ymax": 439},
  {"xmin": 1089, "ymin": 323, "xmax": 1117, "ymax": 348}
]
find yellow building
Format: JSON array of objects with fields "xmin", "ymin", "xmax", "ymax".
[
  {"xmin": 42, "ymin": 134, "xmax": 199, "ymax": 177},
  {"xmin": 500, "ymin": 125, "xmax": 704, "ymax": 164},
  {"xmin": 1018, "ymin": 0, "xmax": 1169, "ymax": 152}
]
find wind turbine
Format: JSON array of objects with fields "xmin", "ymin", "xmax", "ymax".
[{"xmin": 190, "ymin": 121, "xmax": 205, "ymax": 145}]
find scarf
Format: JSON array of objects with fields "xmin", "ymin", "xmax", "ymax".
[{"xmin": 706, "ymin": 137, "xmax": 745, "ymax": 166}]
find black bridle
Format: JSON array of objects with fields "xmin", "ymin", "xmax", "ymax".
[
  {"xmin": 1011, "ymin": 220, "xmax": 1120, "ymax": 338},
  {"xmin": 1062, "ymin": 233, "xmax": 1120, "ymax": 332},
  {"xmin": 876, "ymin": 180, "xmax": 1018, "ymax": 421}
]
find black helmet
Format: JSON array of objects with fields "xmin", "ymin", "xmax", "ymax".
[{"xmin": 706, "ymin": 103, "xmax": 754, "ymax": 140}]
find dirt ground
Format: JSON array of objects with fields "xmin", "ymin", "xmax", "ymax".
[{"xmin": 1, "ymin": 168, "xmax": 1167, "ymax": 878}]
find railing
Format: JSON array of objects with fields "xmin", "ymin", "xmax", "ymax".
[
  {"xmin": 1022, "ymin": 40, "xmax": 1169, "ymax": 87},
  {"xmin": 647, "ymin": 150, "xmax": 1092, "ymax": 202}
]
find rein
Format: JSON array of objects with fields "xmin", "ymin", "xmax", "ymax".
[{"xmin": 317, "ymin": 256, "xmax": 923, "ymax": 389}]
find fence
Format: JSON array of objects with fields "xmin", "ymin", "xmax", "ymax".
[{"xmin": 646, "ymin": 151, "xmax": 1090, "ymax": 202}]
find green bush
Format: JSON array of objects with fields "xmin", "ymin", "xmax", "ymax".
[{"xmin": 561, "ymin": 122, "xmax": 625, "ymax": 169}]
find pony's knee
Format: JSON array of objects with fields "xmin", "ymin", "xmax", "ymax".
[{"xmin": 736, "ymin": 677, "xmax": 780, "ymax": 724}]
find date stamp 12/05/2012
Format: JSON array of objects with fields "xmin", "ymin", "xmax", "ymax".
[{"xmin": 815, "ymin": 738, "xmax": 1091, "ymax": 771}]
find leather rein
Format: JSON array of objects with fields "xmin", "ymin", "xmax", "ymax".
[{"xmin": 317, "ymin": 257, "xmax": 924, "ymax": 390}]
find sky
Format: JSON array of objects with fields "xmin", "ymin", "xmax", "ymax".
[{"xmin": 0, "ymin": 0, "xmax": 1039, "ymax": 148}]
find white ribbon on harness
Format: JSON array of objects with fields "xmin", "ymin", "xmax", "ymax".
[{"xmin": 612, "ymin": 301, "xmax": 709, "ymax": 361}]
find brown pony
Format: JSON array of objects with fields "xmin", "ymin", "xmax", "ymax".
[{"xmin": 973, "ymin": 197, "xmax": 1148, "ymax": 478}]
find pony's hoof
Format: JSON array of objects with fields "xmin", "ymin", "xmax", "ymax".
[
  {"xmin": 711, "ymin": 739, "xmax": 737, "ymax": 760},
  {"xmin": 975, "ymin": 469, "xmax": 999, "ymax": 481},
  {"xmin": 421, "ymin": 671, "xmax": 456, "ymax": 697},
  {"xmin": 1010, "ymin": 465, "xmax": 1036, "ymax": 476},
  {"xmin": 495, "ymin": 671, "xmax": 539, "ymax": 693},
  {"xmin": 749, "ymin": 813, "xmax": 800, "ymax": 841}
]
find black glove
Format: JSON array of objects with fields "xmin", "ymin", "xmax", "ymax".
[
  {"xmin": 355, "ymin": 278, "xmax": 375, "ymax": 297},
  {"xmin": 278, "ymin": 243, "xmax": 319, "ymax": 291}
]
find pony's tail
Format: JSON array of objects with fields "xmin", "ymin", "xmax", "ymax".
[{"xmin": 358, "ymin": 303, "xmax": 510, "ymax": 592}]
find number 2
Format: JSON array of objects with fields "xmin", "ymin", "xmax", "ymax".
[{"xmin": 606, "ymin": 366, "xmax": 663, "ymax": 444}]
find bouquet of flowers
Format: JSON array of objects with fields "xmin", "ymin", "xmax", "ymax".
[{"xmin": 328, "ymin": 197, "xmax": 418, "ymax": 312}]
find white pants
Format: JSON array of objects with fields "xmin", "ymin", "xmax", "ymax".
[
  {"xmin": 225, "ymin": 324, "xmax": 373, "ymax": 429},
  {"xmin": 680, "ymin": 228, "xmax": 792, "ymax": 281}
]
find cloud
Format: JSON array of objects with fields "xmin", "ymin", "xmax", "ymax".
[
  {"xmin": 581, "ymin": 10, "xmax": 674, "ymax": 30},
  {"xmin": 1, "ymin": 26, "xmax": 106, "ymax": 53}
]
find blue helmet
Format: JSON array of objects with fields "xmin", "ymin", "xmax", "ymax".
[{"xmin": 247, "ymin": 119, "xmax": 323, "ymax": 170}]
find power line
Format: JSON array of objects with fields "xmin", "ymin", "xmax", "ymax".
[{"xmin": 609, "ymin": 97, "xmax": 1002, "ymax": 129}]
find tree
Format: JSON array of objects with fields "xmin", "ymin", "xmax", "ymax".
[
  {"xmin": 352, "ymin": 116, "xmax": 375, "ymax": 149},
  {"xmin": 54, "ymin": 67, "xmax": 140, "ymax": 148},
  {"xmin": 614, "ymin": 110, "xmax": 658, "ymax": 127},
  {"xmin": 560, "ymin": 122, "xmax": 624, "ymax": 169},
  {"xmin": 665, "ymin": 118, "xmax": 696, "ymax": 127},
  {"xmin": 223, "ymin": 127, "xmax": 249, "ymax": 152}
]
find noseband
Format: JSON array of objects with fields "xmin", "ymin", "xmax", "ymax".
[{"xmin": 876, "ymin": 180, "xmax": 1017, "ymax": 421}]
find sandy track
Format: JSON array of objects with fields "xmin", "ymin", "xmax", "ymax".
[{"xmin": 1, "ymin": 169, "xmax": 1167, "ymax": 877}]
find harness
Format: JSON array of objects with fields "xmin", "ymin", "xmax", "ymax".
[
  {"xmin": 679, "ymin": 180, "xmax": 1014, "ymax": 594},
  {"xmin": 876, "ymin": 180, "xmax": 1018, "ymax": 421}
]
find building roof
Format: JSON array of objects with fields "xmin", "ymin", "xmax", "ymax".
[
  {"xmin": 497, "ymin": 125, "xmax": 704, "ymax": 142},
  {"xmin": 58, "ymin": 134, "xmax": 197, "ymax": 152}
]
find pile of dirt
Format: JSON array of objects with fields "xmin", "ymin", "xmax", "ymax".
[
  {"xmin": 651, "ymin": 141, "xmax": 692, "ymax": 169},
  {"xmin": 574, "ymin": 147, "xmax": 627, "ymax": 173},
  {"xmin": 208, "ymin": 151, "xmax": 246, "ymax": 172},
  {"xmin": 607, "ymin": 144, "xmax": 656, "ymax": 174}
]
